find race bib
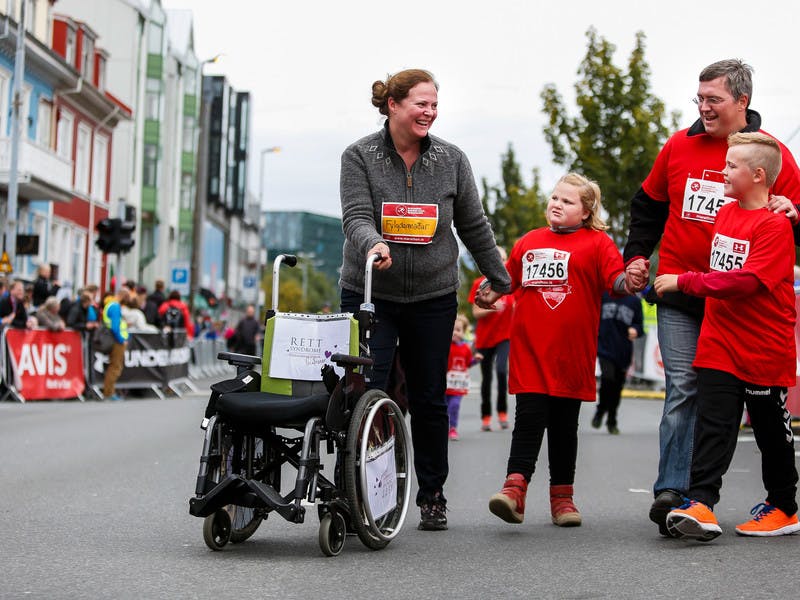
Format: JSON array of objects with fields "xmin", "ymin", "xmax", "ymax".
[
  {"xmin": 446, "ymin": 369, "xmax": 470, "ymax": 392},
  {"xmin": 381, "ymin": 202, "xmax": 438, "ymax": 244},
  {"xmin": 709, "ymin": 233, "xmax": 749, "ymax": 272},
  {"xmin": 681, "ymin": 171, "xmax": 736, "ymax": 223},
  {"xmin": 521, "ymin": 248, "xmax": 570, "ymax": 287}
]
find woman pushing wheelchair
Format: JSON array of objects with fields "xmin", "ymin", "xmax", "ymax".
[{"xmin": 339, "ymin": 68, "xmax": 510, "ymax": 530}]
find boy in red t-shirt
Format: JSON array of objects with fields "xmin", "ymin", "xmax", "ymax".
[
  {"xmin": 655, "ymin": 132, "xmax": 800, "ymax": 540},
  {"xmin": 445, "ymin": 314, "xmax": 482, "ymax": 441}
]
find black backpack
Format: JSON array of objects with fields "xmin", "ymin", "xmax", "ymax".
[{"xmin": 164, "ymin": 306, "xmax": 183, "ymax": 329}]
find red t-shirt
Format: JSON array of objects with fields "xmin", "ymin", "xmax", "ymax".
[
  {"xmin": 642, "ymin": 127, "xmax": 800, "ymax": 275},
  {"xmin": 468, "ymin": 276, "xmax": 513, "ymax": 348},
  {"xmin": 691, "ymin": 203, "xmax": 796, "ymax": 386},
  {"xmin": 506, "ymin": 227, "xmax": 624, "ymax": 401},
  {"xmin": 446, "ymin": 341, "xmax": 475, "ymax": 396}
]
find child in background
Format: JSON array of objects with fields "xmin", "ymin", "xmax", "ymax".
[
  {"xmin": 655, "ymin": 132, "xmax": 799, "ymax": 540},
  {"xmin": 476, "ymin": 172, "xmax": 631, "ymax": 527},
  {"xmin": 592, "ymin": 291, "xmax": 644, "ymax": 434},
  {"xmin": 446, "ymin": 314, "xmax": 482, "ymax": 441},
  {"xmin": 468, "ymin": 246, "xmax": 515, "ymax": 432}
]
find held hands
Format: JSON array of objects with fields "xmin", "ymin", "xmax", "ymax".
[
  {"xmin": 624, "ymin": 258, "xmax": 650, "ymax": 293},
  {"xmin": 474, "ymin": 284, "xmax": 502, "ymax": 310},
  {"xmin": 653, "ymin": 274, "xmax": 679, "ymax": 297},
  {"xmin": 767, "ymin": 195, "xmax": 799, "ymax": 223},
  {"xmin": 368, "ymin": 242, "xmax": 392, "ymax": 271}
]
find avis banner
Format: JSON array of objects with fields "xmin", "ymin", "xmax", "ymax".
[{"xmin": 4, "ymin": 329, "xmax": 85, "ymax": 400}]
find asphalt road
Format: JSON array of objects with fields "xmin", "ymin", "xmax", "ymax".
[{"xmin": 1, "ymin": 381, "xmax": 798, "ymax": 599}]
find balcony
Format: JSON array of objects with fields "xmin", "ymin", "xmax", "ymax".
[{"xmin": 0, "ymin": 137, "xmax": 74, "ymax": 202}]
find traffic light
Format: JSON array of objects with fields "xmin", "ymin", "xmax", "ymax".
[
  {"xmin": 95, "ymin": 218, "xmax": 135, "ymax": 254},
  {"xmin": 96, "ymin": 218, "xmax": 119, "ymax": 253},
  {"xmin": 117, "ymin": 219, "xmax": 135, "ymax": 254}
]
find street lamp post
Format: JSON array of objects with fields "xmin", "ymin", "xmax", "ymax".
[
  {"xmin": 255, "ymin": 146, "xmax": 280, "ymax": 321},
  {"xmin": 189, "ymin": 54, "xmax": 223, "ymax": 315}
]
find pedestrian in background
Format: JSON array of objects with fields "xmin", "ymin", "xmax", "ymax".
[
  {"xmin": 32, "ymin": 263, "xmax": 59, "ymax": 308},
  {"xmin": 35, "ymin": 296, "xmax": 66, "ymax": 331},
  {"xmin": 592, "ymin": 291, "xmax": 644, "ymax": 435},
  {"xmin": 469, "ymin": 246, "xmax": 513, "ymax": 432},
  {"xmin": 479, "ymin": 173, "xmax": 631, "ymax": 528},
  {"xmin": 656, "ymin": 133, "xmax": 799, "ymax": 540},
  {"xmin": 158, "ymin": 291, "xmax": 193, "ymax": 339},
  {"xmin": 66, "ymin": 290, "xmax": 99, "ymax": 334},
  {"xmin": 0, "ymin": 280, "xmax": 35, "ymax": 330},
  {"xmin": 622, "ymin": 59, "xmax": 800, "ymax": 537},
  {"xmin": 446, "ymin": 314, "xmax": 482, "ymax": 441},
  {"xmin": 148, "ymin": 279, "xmax": 166, "ymax": 309},
  {"xmin": 339, "ymin": 68, "xmax": 511, "ymax": 531},
  {"xmin": 231, "ymin": 304, "xmax": 260, "ymax": 356},
  {"xmin": 102, "ymin": 288, "xmax": 130, "ymax": 401}
]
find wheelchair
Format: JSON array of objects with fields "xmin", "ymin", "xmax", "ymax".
[{"xmin": 189, "ymin": 254, "xmax": 412, "ymax": 556}]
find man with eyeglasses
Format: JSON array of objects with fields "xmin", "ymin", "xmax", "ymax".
[{"xmin": 622, "ymin": 58, "xmax": 800, "ymax": 537}]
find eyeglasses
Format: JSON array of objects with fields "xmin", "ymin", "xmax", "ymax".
[{"xmin": 692, "ymin": 95, "xmax": 729, "ymax": 106}]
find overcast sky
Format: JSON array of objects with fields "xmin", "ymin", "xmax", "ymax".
[{"xmin": 161, "ymin": 0, "xmax": 800, "ymax": 218}]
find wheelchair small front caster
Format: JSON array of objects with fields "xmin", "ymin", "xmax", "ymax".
[
  {"xmin": 318, "ymin": 511, "xmax": 347, "ymax": 557},
  {"xmin": 203, "ymin": 509, "xmax": 232, "ymax": 551}
]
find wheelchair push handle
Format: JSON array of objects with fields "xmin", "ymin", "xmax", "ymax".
[
  {"xmin": 362, "ymin": 252, "xmax": 383, "ymax": 311},
  {"xmin": 271, "ymin": 254, "xmax": 297, "ymax": 312}
]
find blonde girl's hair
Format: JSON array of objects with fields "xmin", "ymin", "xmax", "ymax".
[
  {"xmin": 454, "ymin": 312, "xmax": 470, "ymax": 333},
  {"xmin": 557, "ymin": 172, "xmax": 608, "ymax": 231}
]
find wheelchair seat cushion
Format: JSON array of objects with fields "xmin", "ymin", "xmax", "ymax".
[{"xmin": 216, "ymin": 391, "xmax": 330, "ymax": 428}]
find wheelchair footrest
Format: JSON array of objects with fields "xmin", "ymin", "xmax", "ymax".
[{"xmin": 189, "ymin": 474, "xmax": 304, "ymax": 523}]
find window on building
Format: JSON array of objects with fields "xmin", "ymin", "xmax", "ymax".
[
  {"xmin": 56, "ymin": 108, "xmax": 74, "ymax": 160},
  {"xmin": 145, "ymin": 78, "xmax": 161, "ymax": 120},
  {"xmin": 181, "ymin": 173, "xmax": 193, "ymax": 211},
  {"xmin": 74, "ymin": 123, "xmax": 91, "ymax": 194},
  {"xmin": 147, "ymin": 22, "xmax": 163, "ymax": 55},
  {"xmin": 182, "ymin": 114, "xmax": 195, "ymax": 153},
  {"xmin": 65, "ymin": 28, "xmax": 76, "ymax": 67},
  {"xmin": 80, "ymin": 36, "xmax": 94, "ymax": 81},
  {"xmin": 0, "ymin": 69, "xmax": 9, "ymax": 136},
  {"xmin": 25, "ymin": 0, "xmax": 36, "ymax": 33},
  {"xmin": 143, "ymin": 144, "xmax": 158, "ymax": 187},
  {"xmin": 36, "ymin": 99, "xmax": 52, "ymax": 148},
  {"xmin": 91, "ymin": 134, "xmax": 108, "ymax": 201},
  {"xmin": 95, "ymin": 55, "xmax": 107, "ymax": 91}
]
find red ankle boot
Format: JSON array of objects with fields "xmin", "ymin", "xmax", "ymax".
[
  {"xmin": 489, "ymin": 473, "xmax": 528, "ymax": 524},
  {"xmin": 550, "ymin": 484, "xmax": 582, "ymax": 527}
]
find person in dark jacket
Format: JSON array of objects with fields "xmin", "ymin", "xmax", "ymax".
[
  {"xmin": 231, "ymin": 304, "xmax": 260, "ymax": 356},
  {"xmin": 0, "ymin": 280, "xmax": 34, "ymax": 329},
  {"xmin": 338, "ymin": 68, "xmax": 510, "ymax": 531},
  {"xmin": 592, "ymin": 292, "xmax": 644, "ymax": 435},
  {"xmin": 66, "ymin": 291, "xmax": 100, "ymax": 333},
  {"xmin": 32, "ymin": 263, "xmax": 60, "ymax": 308},
  {"xmin": 148, "ymin": 279, "xmax": 166, "ymax": 309}
]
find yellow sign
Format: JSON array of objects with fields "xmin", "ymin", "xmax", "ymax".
[{"xmin": 0, "ymin": 251, "xmax": 12, "ymax": 274}]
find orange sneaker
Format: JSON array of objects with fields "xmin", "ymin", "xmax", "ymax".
[
  {"xmin": 489, "ymin": 473, "xmax": 527, "ymax": 524},
  {"xmin": 735, "ymin": 503, "xmax": 800, "ymax": 537},
  {"xmin": 666, "ymin": 500, "xmax": 721, "ymax": 541},
  {"xmin": 481, "ymin": 416, "xmax": 492, "ymax": 432},
  {"xmin": 498, "ymin": 412, "xmax": 509, "ymax": 430}
]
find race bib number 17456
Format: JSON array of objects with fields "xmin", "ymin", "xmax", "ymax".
[{"xmin": 521, "ymin": 248, "xmax": 570, "ymax": 287}]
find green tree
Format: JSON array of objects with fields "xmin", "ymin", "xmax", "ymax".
[
  {"xmin": 482, "ymin": 144, "xmax": 549, "ymax": 250},
  {"xmin": 541, "ymin": 28, "xmax": 680, "ymax": 244},
  {"xmin": 261, "ymin": 259, "xmax": 338, "ymax": 315}
]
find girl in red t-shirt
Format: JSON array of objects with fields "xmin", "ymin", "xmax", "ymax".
[
  {"xmin": 446, "ymin": 314, "xmax": 482, "ymax": 441},
  {"xmin": 476, "ymin": 173, "xmax": 629, "ymax": 527}
]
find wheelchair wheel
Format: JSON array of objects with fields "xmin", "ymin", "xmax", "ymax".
[
  {"xmin": 203, "ymin": 509, "xmax": 232, "ymax": 551},
  {"xmin": 344, "ymin": 390, "xmax": 412, "ymax": 550},
  {"xmin": 206, "ymin": 425, "xmax": 265, "ymax": 543},
  {"xmin": 318, "ymin": 511, "xmax": 347, "ymax": 557}
]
